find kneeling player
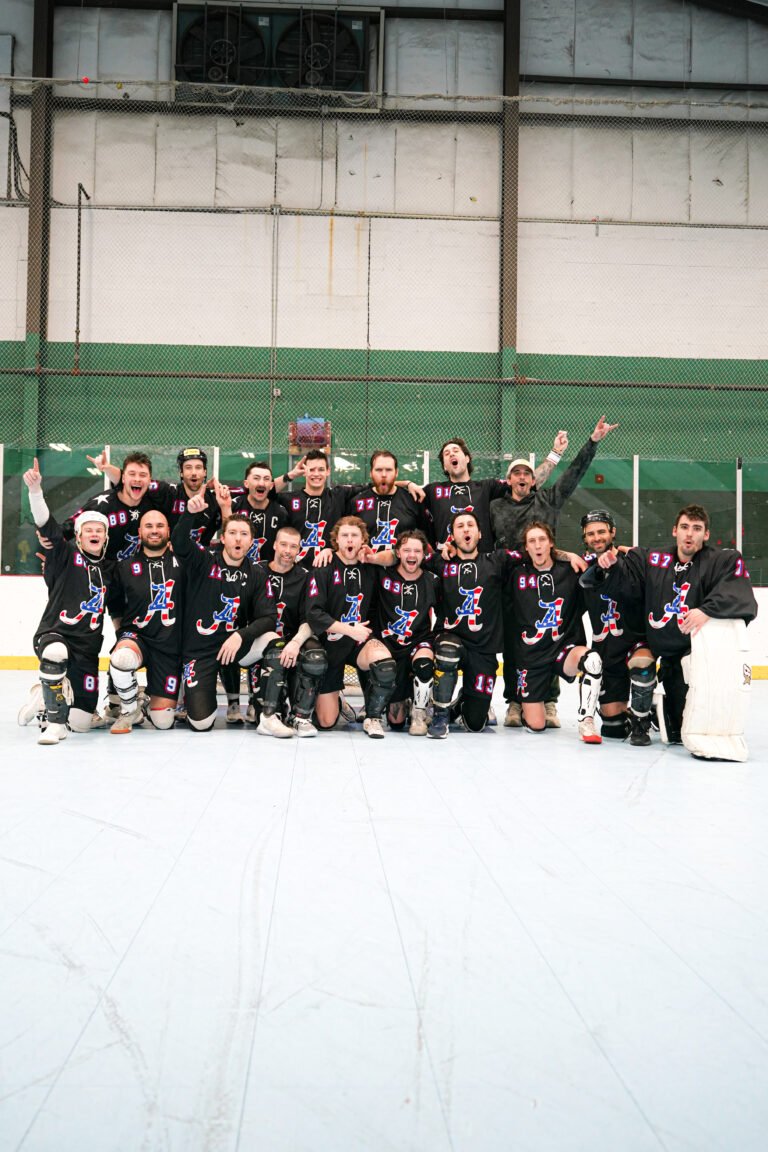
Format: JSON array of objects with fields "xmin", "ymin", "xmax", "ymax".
[
  {"xmin": 584, "ymin": 504, "xmax": 758, "ymax": 758},
  {"xmin": 420, "ymin": 511, "xmax": 522, "ymax": 739},
  {"xmin": 580, "ymin": 509, "xmax": 657, "ymax": 745},
  {"xmin": 510, "ymin": 522, "xmax": 603, "ymax": 743},
  {"xmin": 108, "ymin": 510, "xmax": 182, "ymax": 733},
  {"xmin": 247, "ymin": 525, "xmax": 328, "ymax": 737},
  {"xmin": 19, "ymin": 458, "xmax": 117, "ymax": 744},
  {"xmin": 307, "ymin": 516, "xmax": 397, "ymax": 738},
  {"xmin": 375, "ymin": 530, "xmax": 439, "ymax": 735},
  {"xmin": 172, "ymin": 492, "xmax": 278, "ymax": 732}
]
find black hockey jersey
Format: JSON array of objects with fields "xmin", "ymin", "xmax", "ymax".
[
  {"xmin": 424, "ymin": 550, "xmax": 520, "ymax": 652},
  {"xmin": 509, "ymin": 559, "xmax": 586, "ymax": 669},
  {"xmin": 581, "ymin": 553, "xmax": 645, "ymax": 667},
  {"xmin": 258, "ymin": 561, "xmax": 308, "ymax": 640},
  {"xmin": 584, "ymin": 544, "xmax": 758, "ymax": 659},
  {"xmin": 111, "ymin": 546, "xmax": 182, "ymax": 651},
  {"xmin": 306, "ymin": 555, "xmax": 379, "ymax": 641},
  {"xmin": 423, "ymin": 477, "xmax": 507, "ymax": 551},
  {"xmin": 278, "ymin": 486, "xmax": 350, "ymax": 567},
  {"xmin": 230, "ymin": 494, "xmax": 288, "ymax": 563},
  {"xmin": 346, "ymin": 486, "xmax": 424, "ymax": 552},
  {"xmin": 33, "ymin": 515, "xmax": 118, "ymax": 660},
  {"xmin": 171, "ymin": 512, "xmax": 276, "ymax": 660},
  {"xmin": 375, "ymin": 567, "xmax": 440, "ymax": 649}
]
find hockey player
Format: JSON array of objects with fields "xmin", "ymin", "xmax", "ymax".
[
  {"xmin": 306, "ymin": 516, "xmax": 397, "ymax": 738},
  {"xmin": 419, "ymin": 431, "xmax": 567, "ymax": 554},
  {"xmin": 248, "ymin": 524, "xmax": 328, "ymax": 737},
  {"xmin": 71, "ymin": 450, "xmax": 157, "ymax": 563},
  {"xmin": 93, "ymin": 445, "xmax": 220, "ymax": 546},
  {"xmin": 508, "ymin": 521, "xmax": 603, "ymax": 743},
  {"xmin": 229, "ymin": 461, "xmax": 289, "ymax": 564},
  {"xmin": 274, "ymin": 450, "xmax": 351, "ymax": 568},
  {"xmin": 108, "ymin": 509, "xmax": 182, "ymax": 735},
  {"xmin": 19, "ymin": 457, "xmax": 118, "ymax": 745},
  {"xmin": 346, "ymin": 451, "xmax": 424, "ymax": 552},
  {"xmin": 584, "ymin": 504, "xmax": 757, "ymax": 751},
  {"xmin": 420, "ymin": 511, "xmax": 524, "ymax": 739},
  {"xmin": 490, "ymin": 414, "xmax": 619, "ymax": 730},
  {"xmin": 214, "ymin": 470, "xmax": 288, "ymax": 722},
  {"xmin": 579, "ymin": 509, "xmax": 656, "ymax": 746},
  {"xmin": 171, "ymin": 491, "xmax": 280, "ymax": 733},
  {"xmin": 374, "ymin": 529, "xmax": 440, "ymax": 736}
]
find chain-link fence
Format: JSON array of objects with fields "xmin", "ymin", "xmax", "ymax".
[{"xmin": 1, "ymin": 77, "xmax": 768, "ymax": 574}]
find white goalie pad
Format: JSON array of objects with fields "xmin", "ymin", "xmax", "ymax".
[{"xmin": 681, "ymin": 619, "xmax": 752, "ymax": 762}]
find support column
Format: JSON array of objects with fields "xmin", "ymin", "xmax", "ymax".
[
  {"xmin": 500, "ymin": 0, "xmax": 520, "ymax": 450},
  {"xmin": 23, "ymin": 0, "xmax": 55, "ymax": 455}
]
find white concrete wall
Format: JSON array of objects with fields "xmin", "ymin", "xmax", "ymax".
[
  {"xmin": 0, "ymin": 207, "xmax": 27, "ymax": 341},
  {"xmin": 2, "ymin": 574, "xmax": 766, "ymax": 666},
  {"xmin": 518, "ymin": 221, "xmax": 768, "ymax": 360},
  {"xmin": 45, "ymin": 207, "xmax": 500, "ymax": 352},
  {"xmin": 520, "ymin": 0, "xmax": 768, "ymax": 85}
]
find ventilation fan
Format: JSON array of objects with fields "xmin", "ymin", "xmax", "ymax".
[
  {"xmin": 173, "ymin": 4, "xmax": 380, "ymax": 101},
  {"xmin": 175, "ymin": 4, "xmax": 269, "ymax": 87},
  {"xmin": 273, "ymin": 11, "xmax": 366, "ymax": 91}
]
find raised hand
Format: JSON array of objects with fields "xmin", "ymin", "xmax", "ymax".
[
  {"xmin": 591, "ymin": 415, "xmax": 619, "ymax": 442},
  {"xmin": 187, "ymin": 490, "xmax": 208, "ymax": 515},
  {"xmin": 22, "ymin": 457, "xmax": 42, "ymax": 492},
  {"xmin": 86, "ymin": 447, "xmax": 109, "ymax": 472}
]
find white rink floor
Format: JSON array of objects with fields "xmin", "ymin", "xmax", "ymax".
[{"xmin": 2, "ymin": 670, "xmax": 768, "ymax": 1152}]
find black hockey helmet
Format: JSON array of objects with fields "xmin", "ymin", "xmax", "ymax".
[
  {"xmin": 177, "ymin": 446, "xmax": 208, "ymax": 474},
  {"xmin": 581, "ymin": 508, "xmax": 615, "ymax": 531}
]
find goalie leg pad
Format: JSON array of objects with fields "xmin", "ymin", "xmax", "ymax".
[
  {"xmin": 433, "ymin": 635, "xmax": 462, "ymax": 708},
  {"xmin": 577, "ymin": 649, "xmax": 603, "ymax": 721},
  {"xmin": 293, "ymin": 642, "xmax": 328, "ymax": 719},
  {"xmin": 365, "ymin": 657, "xmax": 398, "ymax": 720},
  {"xmin": 681, "ymin": 618, "xmax": 751, "ymax": 762}
]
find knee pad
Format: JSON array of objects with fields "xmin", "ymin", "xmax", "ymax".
[
  {"xmin": 365, "ymin": 657, "xmax": 398, "ymax": 719},
  {"xmin": 577, "ymin": 648, "xmax": 603, "ymax": 721},
  {"xmin": 68, "ymin": 707, "xmax": 93, "ymax": 733},
  {"xmin": 110, "ymin": 645, "xmax": 140, "ymax": 706},
  {"xmin": 39, "ymin": 645, "xmax": 71, "ymax": 724},
  {"xmin": 411, "ymin": 655, "xmax": 434, "ymax": 710},
  {"xmin": 298, "ymin": 644, "xmax": 328, "ymax": 679},
  {"xmin": 293, "ymin": 644, "xmax": 328, "ymax": 718},
  {"xmin": 148, "ymin": 707, "xmax": 175, "ymax": 730},
  {"xmin": 258, "ymin": 640, "xmax": 288, "ymax": 714},
  {"xmin": 600, "ymin": 713, "xmax": 631, "ymax": 739},
  {"xmin": 110, "ymin": 646, "xmax": 141, "ymax": 673},
  {"xmin": 629, "ymin": 664, "xmax": 657, "ymax": 718},
  {"xmin": 188, "ymin": 712, "xmax": 217, "ymax": 732},
  {"xmin": 40, "ymin": 640, "xmax": 68, "ymax": 670},
  {"xmin": 433, "ymin": 636, "xmax": 462, "ymax": 707}
]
